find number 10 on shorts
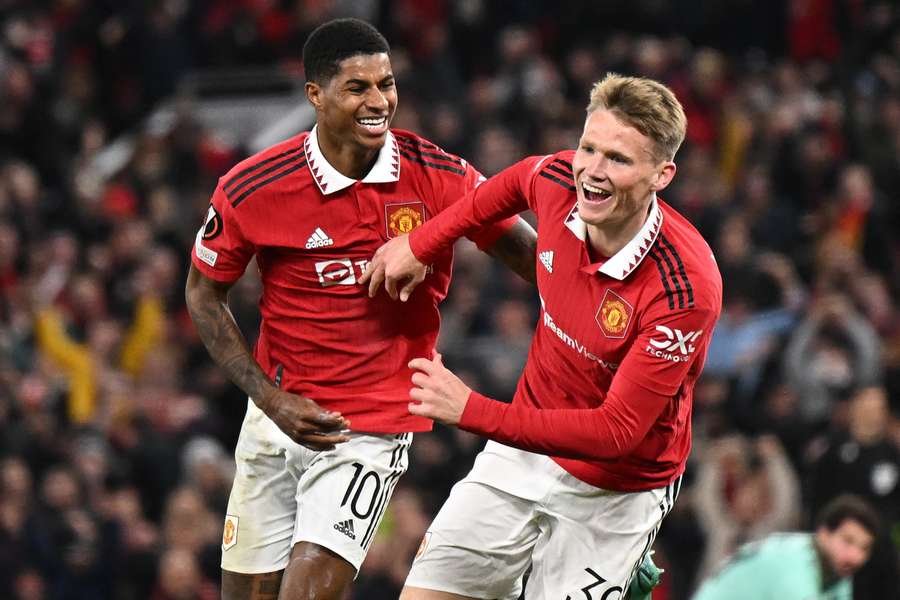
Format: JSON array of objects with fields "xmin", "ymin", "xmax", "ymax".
[{"xmin": 341, "ymin": 462, "xmax": 382, "ymax": 520}]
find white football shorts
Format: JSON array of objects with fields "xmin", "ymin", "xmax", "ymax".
[
  {"xmin": 406, "ymin": 441, "xmax": 680, "ymax": 599},
  {"xmin": 220, "ymin": 399, "xmax": 412, "ymax": 574}
]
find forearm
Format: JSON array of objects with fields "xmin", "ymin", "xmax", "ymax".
[
  {"xmin": 186, "ymin": 272, "xmax": 275, "ymax": 408},
  {"xmin": 411, "ymin": 165, "xmax": 530, "ymax": 264},
  {"xmin": 486, "ymin": 218, "xmax": 538, "ymax": 285}
]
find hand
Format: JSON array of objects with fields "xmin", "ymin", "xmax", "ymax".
[
  {"xmin": 359, "ymin": 235, "xmax": 427, "ymax": 302},
  {"xmin": 258, "ymin": 389, "xmax": 350, "ymax": 451},
  {"xmin": 407, "ymin": 353, "xmax": 471, "ymax": 425}
]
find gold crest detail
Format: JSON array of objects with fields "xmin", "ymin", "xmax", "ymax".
[
  {"xmin": 386, "ymin": 202, "xmax": 425, "ymax": 238},
  {"xmin": 601, "ymin": 300, "xmax": 628, "ymax": 334},
  {"xmin": 222, "ymin": 515, "xmax": 239, "ymax": 550},
  {"xmin": 596, "ymin": 290, "xmax": 633, "ymax": 339}
]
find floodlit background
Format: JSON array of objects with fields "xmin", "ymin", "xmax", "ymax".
[{"xmin": 0, "ymin": 1, "xmax": 898, "ymax": 599}]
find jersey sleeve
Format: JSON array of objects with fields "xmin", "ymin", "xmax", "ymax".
[
  {"xmin": 411, "ymin": 155, "xmax": 547, "ymax": 264},
  {"xmin": 446, "ymin": 160, "xmax": 517, "ymax": 251},
  {"xmin": 458, "ymin": 374, "xmax": 670, "ymax": 460},
  {"xmin": 615, "ymin": 297, "xmax": 720, "ymax": 396},
  {"xmin": 190, "ymin": 183, "xmax": 255, "ymax": 283}
]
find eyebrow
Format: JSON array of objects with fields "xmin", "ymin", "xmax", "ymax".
[{"xmin": 344, "ymin": 76, "xmax": 394, "ymax": 86}]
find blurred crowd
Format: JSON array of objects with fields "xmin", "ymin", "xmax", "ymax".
[{"xmin": 1, "ymin": 1, "xmax": 899, "ymax": 599}]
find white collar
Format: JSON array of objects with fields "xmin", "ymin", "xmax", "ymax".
[
  {"xmin": 304, "ymin": 125, "xmax": 400, "ymax": 195},
  {"xmin": 564, "ymin": 196, "xmax": 664, "ymax": 280}
]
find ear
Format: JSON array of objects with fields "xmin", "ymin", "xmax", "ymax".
[
  {"xmin": 650, "ymin": 161, "xmax": 677, "ymax": 192},
  {"xmin": 305, "ymin": 81, "xmax": 323, "ymax": 111}
]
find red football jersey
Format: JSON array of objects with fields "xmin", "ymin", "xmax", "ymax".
[
  {"xmin": 410, "ymin": 151, "xmax": 723, "ymax": 490},
  {"xmin": 191, "ymin": 127, "xmax": 515, "ymax": 433}
]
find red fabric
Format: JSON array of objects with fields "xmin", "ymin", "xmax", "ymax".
[
  {"xmin": 412, "ymin": 151, "xmax": 723, "ymax": 490},
  {"xmin": 191, "ymin": 129, "xmax": 515, "ymax": 433},
  {"xmin": 102, "ymin": 182, "xmax": 139, "ymax": 218},
  {"xmin": 460, "ymin": 375, "xmax": 669, "ymax": 462},
  {"xmin": 789, "ymin": 0, "xmax": 841, "ymax": 61}
]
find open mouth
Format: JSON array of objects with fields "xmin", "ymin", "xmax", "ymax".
[
  {"xmin": 356, "ymin": 116, "xmax": 388, "ymax": 134},
  {"xmin": 581, "ymin": 181, "xmax": 613, "ymax": 204}
]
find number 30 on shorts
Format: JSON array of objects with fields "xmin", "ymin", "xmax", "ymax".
[{"xmin": 341, "ymin": 462, "xmax": 382, "ymax": 519}]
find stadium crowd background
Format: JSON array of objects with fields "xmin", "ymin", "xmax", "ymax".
[{"xmin": 1, "ymin": 1, "xmax": 899, "ymax": 598}]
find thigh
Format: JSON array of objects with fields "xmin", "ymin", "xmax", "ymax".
[
  {"xmin": 405, "ymin": 479, "xmax": 539, "ymax": 600},
  {"xmin": 292, "ymin": 432, "xmax": 413, "ymax": 571},
  {"xmin": 278, "ymin": 541, "xmax": 356, "ymax": 600},
  {"xmin": 221, "ymin": 400, "xmax": 299, "ymax": 574},
  {"xmin": 222, "ymin": 571, "xmax": 283, "ymax": 600},
  {"xmin": 527, "ymin": 477, "xmax": 681, "ymax": 600}
]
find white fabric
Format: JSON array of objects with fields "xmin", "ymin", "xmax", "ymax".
[
  {"xmin": 221, "ymin": 399, "xmax": 411, "ymax": 573},
  {"xmin": 563, "ymin": 196, "xmax": 664, "ymax": 280},
  {"xmin": 406, "ymin": 441, "xmax": 678, "ymax": 599},
  {"xmin": 304, "ymin": 125, "xmax": 400, "ymax": 195}
]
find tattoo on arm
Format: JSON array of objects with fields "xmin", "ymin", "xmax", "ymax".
[
  {"xmin": 488, "ymin": 218, "xmax": 538, "ymax": 285},
  {"xmin": 185, "ymin": 266, "xmax": 275, "ymax": 409}
]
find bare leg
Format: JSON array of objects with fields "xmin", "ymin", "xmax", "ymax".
[
  {"xmin": 222, "ymin": 570, "xmax": 284, "ymax": 600},
  {"xmin": 277, "ymin": 541, "xmax": 356, "ymax": 600}
]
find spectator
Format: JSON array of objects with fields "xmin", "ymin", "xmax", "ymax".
[
  {"xmin": 806, "ymin": 385, "xmax": 900, "ymax": 599},
  {"xmin": 0, "ymin": 4, "xmax": 898, "ymax": 599},
  {"xmin": 784, "ymin": 294, "xmax": 881, "ymax": 425},
  {"xmin": 693, "ymin": 435, "xmax": 800, "ymax": 583}
]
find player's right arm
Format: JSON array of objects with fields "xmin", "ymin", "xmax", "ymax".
[
  {"xmin": 186, "ymin": 185, "xmax": 348, "ymax": 450},
  {"xmin": 185, "ymin": 267, "xmax": 348, "ymax": 450}
]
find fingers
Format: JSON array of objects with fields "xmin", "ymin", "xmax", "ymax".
[
  {"xmin": 293, "ymin": 431, "xmax": 351, "ymax": 451},
  {"xmin": 398, "ymin": 270, "xmax": 426, "ymax": 302},
  {"xmin": 385, "ymin": 272, "xmax": 399, "ymax": 300},
  {"xmin": 307, "ymin": 410, "xmax": 349, "ymax": 430},
  {"xmin": 409, "ymin": 357, "xmax": 440, "ymax": 374},
  {"xmin": 408, "ymin": 401, "xmax": 427, "ymax": 417},
  {"xmin": 411, "ymin": 372, "xmax": 427, "ymax": 388},
  {"xmin": 409, "ymin": 387, "xmax": 429, "ymax": 403},
  {"xmin": 365, "ymin": 262, "xmax": 385, "ymax": 298}
]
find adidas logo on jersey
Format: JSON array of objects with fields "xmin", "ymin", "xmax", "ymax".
[
  {"xmin": 333, "ymin": 519, "xmax": 356, "ymax": 540},
  {"xmin": 306, "ymin": 227, "xmax": 334, "ymax": 249},
  {"xmin": 540, "ymin": 250, "xmax": 554, "ymax": 273}
]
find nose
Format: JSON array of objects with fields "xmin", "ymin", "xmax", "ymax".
[
  {"xmin": 366, "ymin": 87, "xmax": 389, "ymax": 112},
  {"xmin": 583, "ymin": 155, "xmax": 608, "ymax": 181}
]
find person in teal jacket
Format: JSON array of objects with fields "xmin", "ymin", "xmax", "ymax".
[{"xmin": 693, "ymin": 495, "xmax": 879, "ymax": 600}]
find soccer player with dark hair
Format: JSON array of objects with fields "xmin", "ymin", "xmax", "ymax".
[
  {"xmin": 362, "ymin": 73, "xmax": 723, "ymax": 599},
  {"xmin": 692, "ymin": 494, "xmax": 879, "ymax": 599},
  {"xmin": 184, "ymin": 18, "xmax": 536, "ymax": 600}
]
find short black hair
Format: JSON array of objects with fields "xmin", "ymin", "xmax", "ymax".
[
  {"xmin": 816, "ymin": 495, "xmax": 881, "ymax": 538},
  {"xmin": 302, "ymin": 18, "xmax": 390, "ymax": 84}
]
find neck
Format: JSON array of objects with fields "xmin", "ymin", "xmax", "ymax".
[
  {"xmin": 317, "ymin": 128, "xmax": 380, "ymax": 180},
  {"xmin": 586, "ymin": 198, "xmax": 654, "ymax": 258}
]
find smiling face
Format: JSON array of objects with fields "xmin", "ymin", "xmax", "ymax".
[
  {"xmin": 572, "ymin": 109, "xmax": 676, "ymax": 255},
  {"xmin": 306, "ymin": 52, "xmax": 397, "ymax": 153}
]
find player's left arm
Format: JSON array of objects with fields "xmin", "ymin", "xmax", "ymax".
[{"xmin": 410, "ymin": 303, "xmax": 719, "ymax": 460}]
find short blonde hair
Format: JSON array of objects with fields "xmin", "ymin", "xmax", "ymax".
[{"xmin": 587, "ymin": 73, "xmax": 687, "ymax": 162}]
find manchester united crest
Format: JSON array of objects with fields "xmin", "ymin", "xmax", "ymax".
[
  {"xmin": 415, "ymin": 531, "xmax": 432, "ymax": 561},
  {"xmin": 222, "ymin": 515, "xmax": 239, "ymax": 551},
  {"xmin": 385, "ymin": 201, "xmax": 426, "ymax": 238},
  {"xmin": 596, "ymin": 289, "xmax": 633, "ymax": 339}
]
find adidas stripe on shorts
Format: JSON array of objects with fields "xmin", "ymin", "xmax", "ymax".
[
  {"xmin": 406, "ymin": 441, "xmax": 680, "ymax": 599},
  {"xmin": 220, "ymin": 399, "xmax": 411, "ymax": 574}
]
